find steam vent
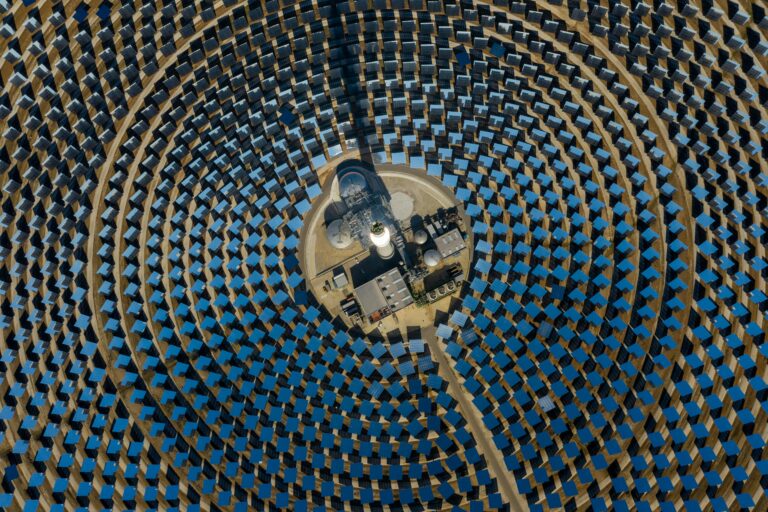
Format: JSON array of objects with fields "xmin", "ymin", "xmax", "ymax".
[{"xmin": 1, "ymin": 0, "xmax": 768, "ymax": 511}]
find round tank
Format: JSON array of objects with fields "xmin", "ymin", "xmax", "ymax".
[
  {"xmin": 326, "ymin": 219, "xmax": 353, "ymax": 249},
  {"xmin": 424, "ymin": 249, "xmax": 441, "ymax": 267},
  {"xmin": 390, "ymin": 191, "xmax": 414, "ymax": 221},
  {"xmin": 414, "ymin": 230, "xmax": 429, "ymax": 245}
]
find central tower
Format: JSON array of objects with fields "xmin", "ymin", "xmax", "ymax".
[
  {"xmin": 369, "ymin": 222, "xmax": 395, "ymax": 259},
  {"xmin": 333, "ymin": 162, "xmax": 409, "ymax": 265}
]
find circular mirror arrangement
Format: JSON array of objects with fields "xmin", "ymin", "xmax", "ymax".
[{"xmin": 0, "ymin": 1, "xmax": 767, "ymax": 511}]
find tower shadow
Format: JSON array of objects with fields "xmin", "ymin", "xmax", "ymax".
[{"xmin": 324, "ymin": 1, "xmax": 374, "ymax": 166}]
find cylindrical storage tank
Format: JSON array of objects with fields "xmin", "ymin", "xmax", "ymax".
[
  {"xmin": 414, "ymin": 230, "xmax": 428, "ymax": 245},
  {"xmin": 326, "ymin": 219, "xmax": 353, "ymax": 249},
  {"xmin": 424, "ymin": 249, "xmax": 441, "ymax": 267}
]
